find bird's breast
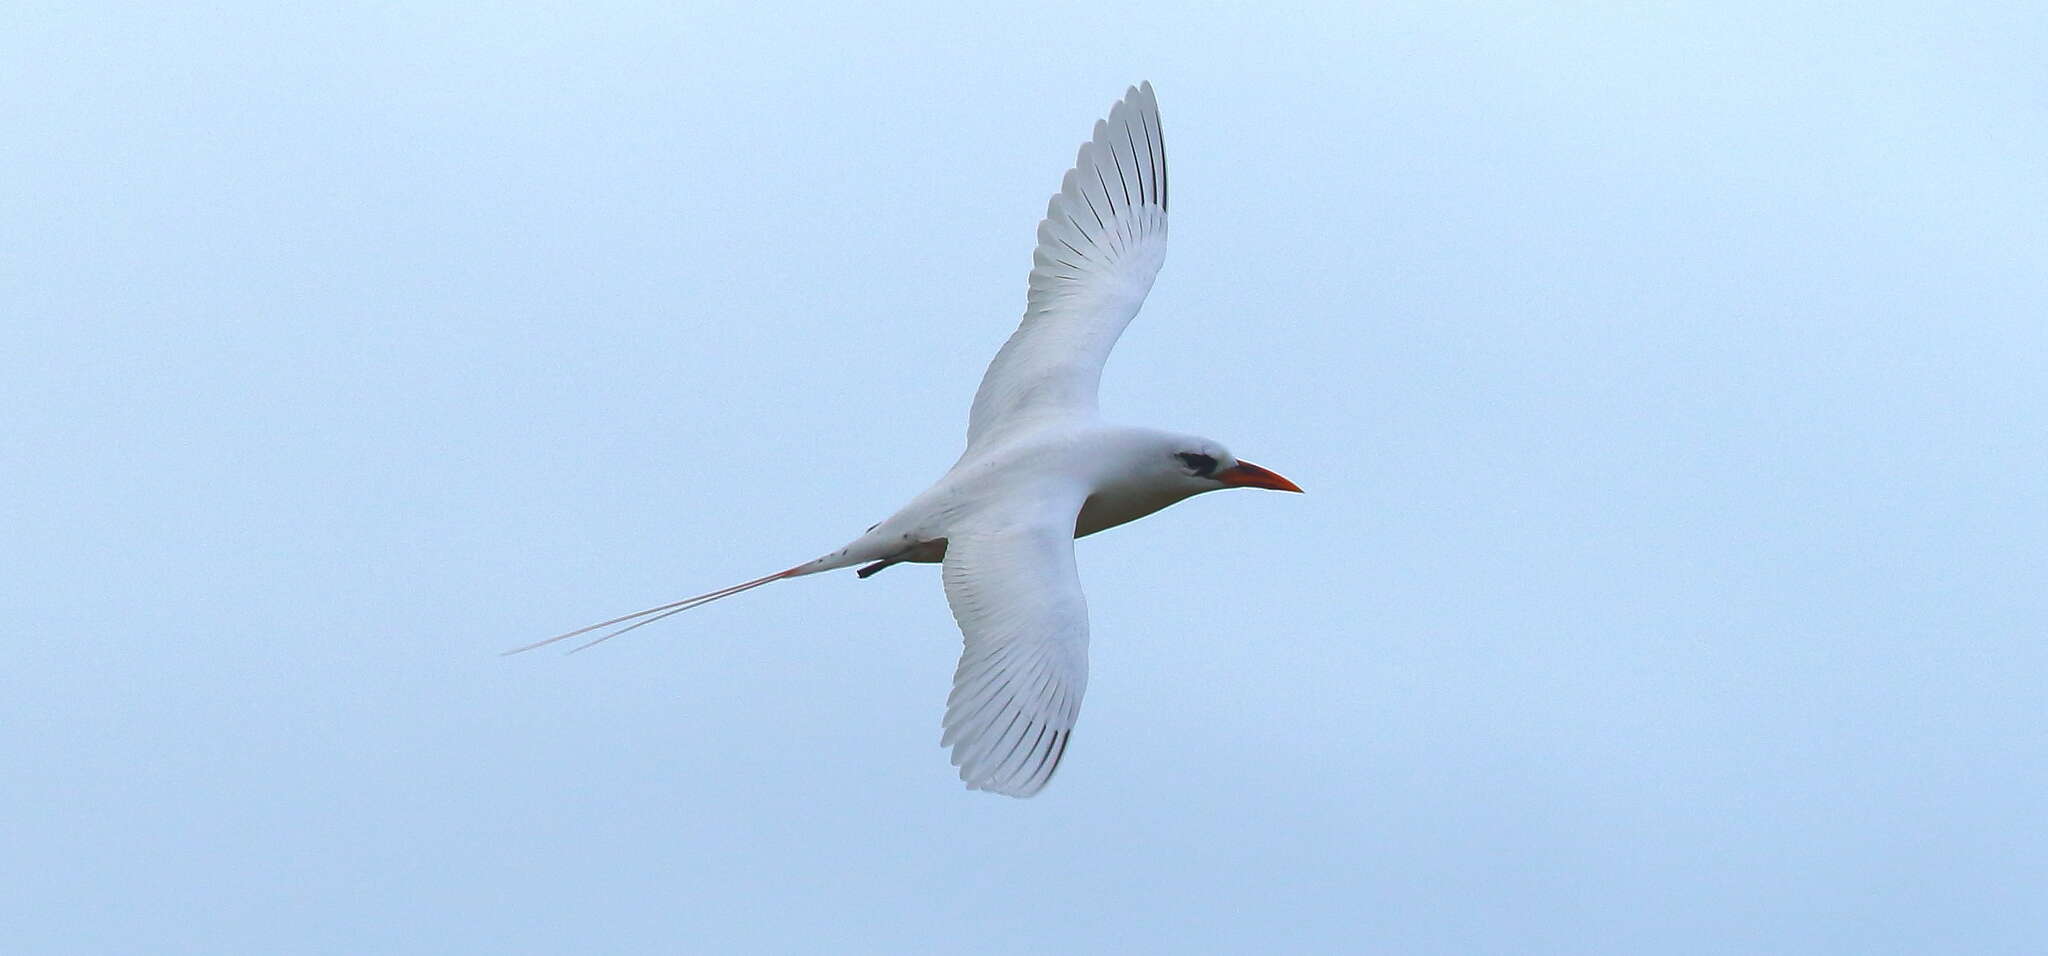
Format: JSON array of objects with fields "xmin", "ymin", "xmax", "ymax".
[{"xmin": 1074, "ymin": 485, "xmax": 1196, "ymax": 539}]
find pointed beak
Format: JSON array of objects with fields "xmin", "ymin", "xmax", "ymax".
[{"xmin": 1214, "ymin": 459, "xmax": 1302, "ymax": 493}]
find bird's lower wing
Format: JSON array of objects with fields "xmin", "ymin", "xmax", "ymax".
[
  {"xmin": 965, "ymin": 82, "xmax": 1169, "ymax": 448},
  {"xmin": 939, "ymin": 504, "xmax": 1092, "ymax": 797}
]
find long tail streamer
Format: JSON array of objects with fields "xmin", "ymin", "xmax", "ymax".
[{"xmin": 503, "ymin": 568, "xmax": 796, "ymax": 656}]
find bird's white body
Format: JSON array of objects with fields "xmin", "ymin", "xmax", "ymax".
[
  {"xmin": 517, "ymin": 83, "xmax": 1299, "ymax": 797},
  {"xmin": 804, "ymin": 423, "xmax": 1213, "ymax": 575}
]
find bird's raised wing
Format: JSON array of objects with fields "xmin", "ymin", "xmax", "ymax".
[
  {"xmin": 966, "ymin": 82, "xmax": 1169, "ymax": 449},
  {"xmin": 939, "ymin": 499, "xmax": 1092, "ymax": 796}
]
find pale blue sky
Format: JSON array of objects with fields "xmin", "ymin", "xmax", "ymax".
[{"xmin": 5, "ymin": 1, "xmax": 2044, "ymax": 952}]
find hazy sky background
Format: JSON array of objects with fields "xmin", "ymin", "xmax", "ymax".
[{"xmin": 6, "ymin": 1, "xmax": 2044, "ymax": 952}]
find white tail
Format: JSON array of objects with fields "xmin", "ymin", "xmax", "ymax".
[{"xmin": 504, "ymin": 566, "xmax": 801, "ymax": 655}]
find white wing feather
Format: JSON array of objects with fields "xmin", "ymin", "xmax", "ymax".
[
  {"xmin": 966, "ymin": 82, "xmax": 1169, "ymax": 448},
  {"xmin": 939, "ymin": 504, "xmax": 1091, "ymax": 797}
]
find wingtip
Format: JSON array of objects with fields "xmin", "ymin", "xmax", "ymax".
[{"xmin": 961, "ymin": 774, "xmax": 1046, "ymax": 799}]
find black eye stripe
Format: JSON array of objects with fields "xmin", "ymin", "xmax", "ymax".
[{"xmin": 1176, "ymin": 452, "xmax": 1217, "ymax": 477}]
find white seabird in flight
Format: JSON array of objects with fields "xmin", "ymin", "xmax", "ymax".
[{"xmin": 513, "ymin": 83, "xmax": 1301, "ymax": 797}]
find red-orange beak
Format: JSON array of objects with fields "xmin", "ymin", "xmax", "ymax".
[{"xmin": 1214, "ymin": 459, "xmax": 1302, "ymax": 493}]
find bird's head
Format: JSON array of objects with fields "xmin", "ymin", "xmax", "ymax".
[{"xmin": 1156, "ymin": 435, "xmax": 1302, "ymax": 495}]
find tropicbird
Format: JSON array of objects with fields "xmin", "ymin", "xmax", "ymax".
[{"xmin": 513, "ymin": 82, "xmax": 1301, "ymax": 797}]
